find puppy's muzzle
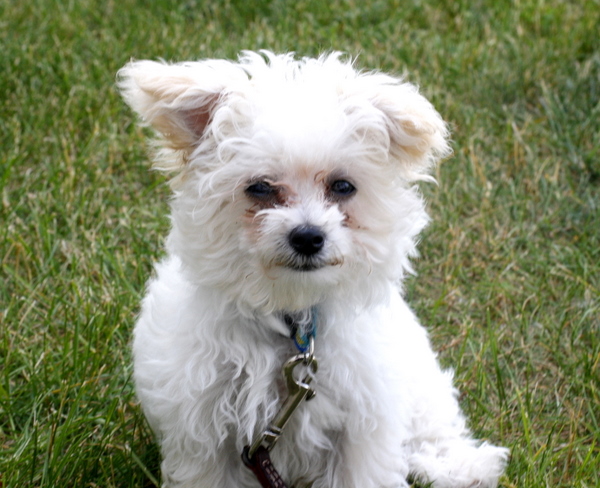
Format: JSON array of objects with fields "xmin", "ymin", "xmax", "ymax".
[{"xmin": 288, "ymin": 225, "xmax": 325, "ymax": 257}]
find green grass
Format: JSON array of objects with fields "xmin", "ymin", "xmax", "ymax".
[{"xmin": 1, "ymin": 0, "xmax": 598, "ymax": 486}]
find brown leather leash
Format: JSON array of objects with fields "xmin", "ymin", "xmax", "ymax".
[{"xmin": 241, "ymin": 445, "xmax": 288, "ymax": 488}]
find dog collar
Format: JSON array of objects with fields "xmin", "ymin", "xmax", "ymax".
[{"xmin": 282, "ymin": 306, "xmax": 318, "ymax": 353}]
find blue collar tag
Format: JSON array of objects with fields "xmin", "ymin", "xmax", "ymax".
[{"xmin": 284, "ymin": 307, "xmax": 318, "ymax": 353}]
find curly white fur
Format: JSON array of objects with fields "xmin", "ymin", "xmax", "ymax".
[{"xmin": 118, "ymin": 51, "xmax": 508, "ymax": 488}]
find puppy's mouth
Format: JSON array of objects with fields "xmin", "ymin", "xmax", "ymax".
[
  {"xmin": 272, "ymin": 255, "xmax": 343, "ymax": 272},
  {"xmin": 288, "ymin": 262, "xmax": 325, "ymax": 272},
  {"xmin": 272, "ymin": 256, "xmax": 325, "ymax": 272}
]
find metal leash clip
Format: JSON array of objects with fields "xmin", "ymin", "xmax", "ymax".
[{"xmin": 244, "ymin": 337, "xmax": 318, "ymax": 461}]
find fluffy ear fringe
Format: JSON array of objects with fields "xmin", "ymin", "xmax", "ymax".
[
  {"xmin": 364, "ymin": 80, "xmax": 452, "ymax": 182},
  {"xmin": 117, "ymin": 59, "xmax": 248, "ymax": 165}
]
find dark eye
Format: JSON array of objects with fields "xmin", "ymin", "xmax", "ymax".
[
  {"xmin": 245, "ymin": 181, "xmax": 276, "ymax": 200},
  {"xmin": 329, "ymin": 179, "xmax": 356, "ymax": 198}
]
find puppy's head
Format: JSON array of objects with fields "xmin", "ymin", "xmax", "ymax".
[{"xmin": 119, "ymin": 51, "xmax": 450, "ymax": 313}]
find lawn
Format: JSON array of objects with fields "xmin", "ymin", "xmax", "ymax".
[{"xmin": 1, "ymin": 0, "xmax": 598, "ymax": 486}]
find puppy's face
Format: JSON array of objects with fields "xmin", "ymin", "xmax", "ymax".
[
  {"xmin": 119, "ymin": 52, "xmax": 450, "ymax": 312},
  {"xmin": 241, "ymin": 170, "xmax": 355, "ymax": 272}
]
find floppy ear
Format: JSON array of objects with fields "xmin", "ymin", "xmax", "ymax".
[
  {"xmin": 374, "ymin": 81, "xmax": 451, "ymax": 179},
  {"xmin": 117, "ymin": 60, "xmax": 245, "ymax": 151},
  {"xmin": 351, "ymin": 75, "xmax": 451, "ymax": 180}
]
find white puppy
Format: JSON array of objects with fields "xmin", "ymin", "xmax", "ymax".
[{"xmin": 119, "ymin": 51, "xmax": 508, "ymax": 488}]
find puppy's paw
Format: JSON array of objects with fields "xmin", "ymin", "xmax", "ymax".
[{"xmin": 409, "ymin": 441, "xmax": 509, "ymax": 488}]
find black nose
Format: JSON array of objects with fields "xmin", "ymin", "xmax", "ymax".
[{"xmin": 288, "ymin": 225, "xmax": 325, "ymax": 256}]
